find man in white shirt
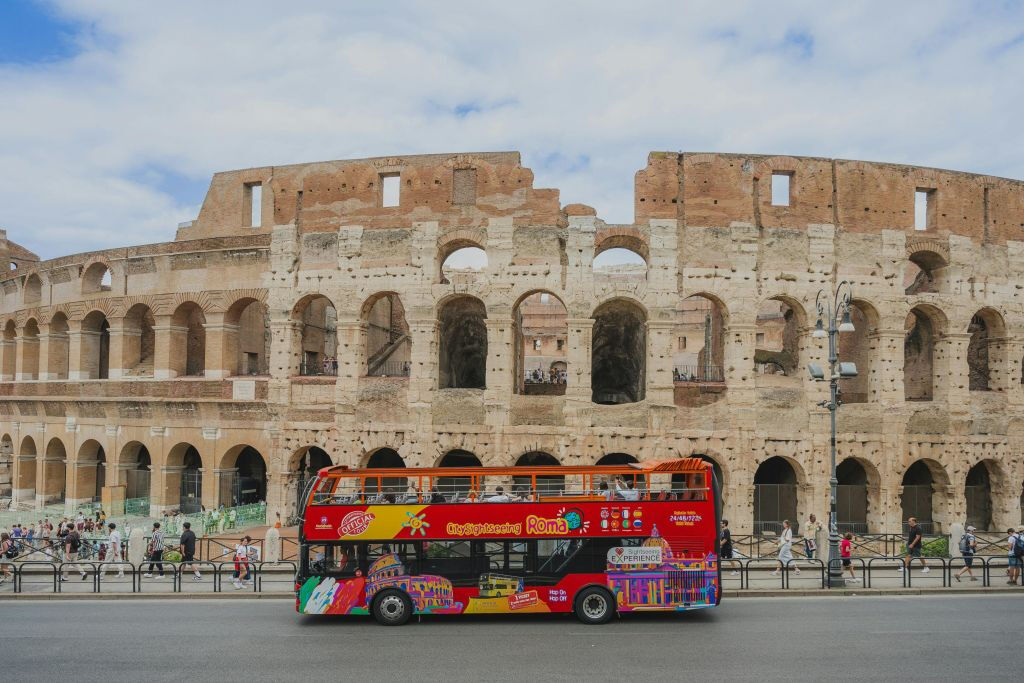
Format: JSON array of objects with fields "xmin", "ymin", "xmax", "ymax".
[
  {"xmin": 615, "ymin": 478, "xmax": 640, "ymax": 501},
  {"xmin": 104, "ymin": 523, "xmax": 124, "ymax": 578},
  {"xmin": 485, "ymin": 486, "xmax": 513, "ymax": 503}
]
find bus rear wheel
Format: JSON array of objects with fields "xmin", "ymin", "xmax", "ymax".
[
  {"xmin": 372, "ymin": 589, "xmax": 413, "ymax": 626},
  {"xmin": 574, "ymin": 586, "xmax": 614, "ymax": 625}
]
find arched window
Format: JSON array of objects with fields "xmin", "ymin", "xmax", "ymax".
[
  {"xmin": 438, "ymin": 296, "xmax": 487, "ymax": 389},
  {"xmin": 593, "ymin": 244, "xmax": 647, "ymax": 285},
  {"xmin": 754, "ymin": 298, "xmax": 802, "ymax": 379},
  {"xmin": 80, "ymin": 311, "xmax": 110, "ymax": 379},
  {"xmin": 221, "ymin": 446, "xmax": 267, "ymax": 507},
  {"xmin": 836, "ymin": 458, "xmax": 869, "ymax": 533},
  {"xmin": 436, "ymin": 449, "xmax": 482, "ymax": 498},
  {"xmin": 440, "ymin": 245, "xmax": 487, "ymax": 284},
  {"xmin": 47, "ymin": 312, "xmax": 70, "ymax": 380},
  {"xmin": 293, "ymin": 295, "xmax": 338, "ymax": 376},
  {"xmin": 900, "ymin": 459, "xmax": 950, "ymax": 534},
  {"xmin": 753, "ymin": 457, "xmax": 799, "ymax": 535},
  {"xmin": 20, "ymin": 318, "xmax": 40, "ymax": 380},
  {"xmin": 363, "ymin": 293, "xmax": 410, "ymax": 377},
  {"xmin": 123, "ymin": 304, "xmax": 155, "ymax": 377},
  {"xmin": 23, "ymin": 273, "xmax": 42, "ymax": 305},
  {"xmin": 365, "ymin": 448, "xmax": 407, "ymax": 496},
  {"xmin": 836, "ymin": 301, "xmax": 880, "ymax": 404},
  {"xmin": 965, "ymin": 462, "xmax": 993, "ymax": 531},
  {"xmin": 514, "ymin": 451, "xmax": 564, "ymax": 495},
  {"xmin": 904, "ymin": 305, "xmax": 946, "ymax": 401},
  {"xmin": 591, "ymin": 300, "xmax": 646, "ymax": 404},
  {"xmin": 967, "ymin": 308, "xmax": 1006, "ymax": 392},
  {"xmin": 514, "ymin": 292, "xmax": 567, "ymax": 395},
  {"xmin": 171, "ymin": 302, "xmax": 206, "ymax": 377},
  {"xmin": 82, "ymin": 262, "xmax": 112, "ymax": 294},
  {"xmin": 674, "ymin": 295, "xmax": 726, "ymax": 385},
  {"xmin": 904, "ymin": 251, "xmax": 947, "ymax": 295}
]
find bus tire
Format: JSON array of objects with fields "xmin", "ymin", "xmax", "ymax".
[
  {"xmin": 573, "ymin": 586, "xmax": 614, "ymax": 625},
  {"xmin": 372, "ymin": 589, "xmax": 413, "ymax": 626}
]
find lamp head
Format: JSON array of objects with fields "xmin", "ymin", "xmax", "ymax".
[
  {"xmin": 807, "ymin": 363, "xmax": 825, "ymax": 381},
  {"xmin": 838, "ymin": 308, "xmax": 855, "ymax": 333},
  {"xmin": 812, "ymin": 318, "xmax": 827, "ymax": 339}
]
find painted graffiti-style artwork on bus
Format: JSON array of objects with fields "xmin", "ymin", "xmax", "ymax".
[
  {"xmin": 463, "ymin": 574, "xmax": 551, "ymax": 614},
  {"xmin": 604, "ymin": 526, "xmax": 719, "ymax": 610}
]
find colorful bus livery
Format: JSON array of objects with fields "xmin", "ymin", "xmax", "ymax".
[{"xmin": 297, "ymin": 457, "xmax": 722, "ymax": 624}]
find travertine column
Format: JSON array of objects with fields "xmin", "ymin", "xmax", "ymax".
[
  {"xmin": 937, "ymin": 332, "xmax": 969, "ymax": 407},
  {"xmin": 407, "ymin": 319, "xmax": 438, "ymax": 421},
  {"xmin": 15, "ymin": 331, "xmax": 39, "ymax": 380},
  {"xmin": 152, "ymin": 315, "xmax": 183, "ymax": 379},
  {"xmin": 105, "ymin": 320, "xmax": 129, "ymax": 379},
  {"xmin": 872, "ymin": 330, "xmax": 906, "ymax": 404},
  {"xmin": 0, "ymin": 337, "xmax": 16, "ymax": 381},
  {"xmin": 269, "ymin": 318, "xmax": 302, "ymax": 379},
  {"xmin": 203, "ymin": 312, "xmax": 236, "ymax": 379},
  {"xmin": 335, "ymin": 319, "xmax": 366, "ymax": 418},
  {"xmin": 484, "ymin": 318, "xmax": 514, "ymax": 426}
]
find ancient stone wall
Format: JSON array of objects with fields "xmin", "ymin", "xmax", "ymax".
[{"xmin": 1, "ymin": 151, "xmax": 1023, "ymax": 534}]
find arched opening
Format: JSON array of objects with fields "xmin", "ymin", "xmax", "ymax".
[
  {"xmin": 440, "ymin": 244, "xmax": 487, "ymax": 284},
  {"xmin": 753, "ymin": 456, "xmax": 798, "ymax": 535},
  {"xmin": 20, "ymin": 318, "xmax": 40, "ymax": 380},
  {"xmin": 836, "ymin": 300, "xmax": 879, "ymax": 404},
  {"xmin": 900, "ymin": 459, "xmax": 949, "ymax": 534},
  {"xmin": 904, "ymin": 305, "xmax": 945, "ymax": 401},
  {"xmin": 674, "ymin": 295, "xmax": 726, "ymax": 384},
  {"xmin": 967, "ymin": 308, "xmax": 1005, "ymax": 392},
  {"xmin": 228, "ymin": 298, "xmax": 269, "ymax": 376},
  {"xmin": 1, "ymin": 320, "xmax": 17, "ymax": 380},
  {"xmin": 514, "ymin": 451, "xmax": 564, "ymax": 496},
  {"xmin": 292, "ymin": 446, "xmax": 332, "ymax": 513},
  {"xmin": 363, "ymin": 293, "xmax": 411, "ymax": 377},
  {"xmin": 436, "ymin": 449, "xmax": 482, "ymax": 498},
  {"xmin": 754, "ymin": 298, "xmax": 801, "ymax": 379},
  {"xmin": 904, "ymin": 251, "xmax": 947, "ymax": 295},
  {"xmin": 593, "ymin": 245, "xmax": 647, "ymax": 285},
  {"xmin": 82, "ymin": 262, "xmax": 112, "ymax": 294},
  {"xmin": 120, "ymin": 442, "xmax": 152, "ymax": 503},
  {"xmin": 122, "ymin": 304, "xmax": 155, "ymax": 377},
  {"xmin": 176, "ymin": 445, "xmax": 203, "ymax": 514},
  {"xmin": 75, "ymin": 441, "xmax": 106, "ymax": 504},
  {"xmin": 41, "ymin": 438, "xmax": 67, "ymax": 505},
  {"xmin": 591, "ymin": 299, "xmax": 646, "ymax": 404},
  {"xmin": 514, "ymin": 292, "xmax": 567, "ymax": 395},
  {"xmin": 171, "ymin": 302, "xmax": 206, "ymax": 377},
  {"xmin": 596, "ymin": 453, "xmax": 639, "ymax": 466},
  {"xmin": 836, "ymin": 459, "xmax": 869, "ymax": 533},
  {"xmin": 15, "ymin": 436, "xmax": 36, "ymax": 501},
  {"xmin": 293, "ymin": 294, "xmax": 338, "ymax": 376},
  {"xmin": 365, "ymin": 448, "xmax": 407, "ymax": 496},
  {"xmin": 221, "ymin": 446, "xmax": 267, "ymax": 507},
  {"xmin": 438, "ymin": 295, "xmax": 487, "ymax": 389},
  {"xmin": 965, "ymin": 462, "xmax": 994, "ymax": 531},
  {"xmin": 690, "ymin": 454, "xmax": 725, "ymax": 497},
  {"xmin": 23, "ymin": 273, "xmax": 42, "ymax": 305},
  {"xmin": 47, "ymin": 312, "xmax": 70, "ymax": 379},
  {"xmin": 80, "ymin": 311, "xmax": 110, "ymax": 379}
]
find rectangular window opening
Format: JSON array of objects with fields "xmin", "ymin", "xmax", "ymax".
[
  {"xmin": 556, "ymin": 339, "xmax": 564, "ymax": 351},
  {"xmin": 771, "ymin": 172, "xmax": 791, "ymax": 207},
  {"xmin": 533, "ymin": 339, "xmax": 542, "ymax": 351},
  {"xmin": 914, "ymin": 189, "xmax": 935, "ymax": 231},
  {"xmin": 756, "ymin": 333, "xmax": 765, "ymax": 345},
  {"xmin": 244, "ymin": 183, "xmax": 262, "ymax": 227},
  {"xmin": 381, "ymin": 174, "xmax": 400, "ymax": 207},
  {"xmin": 678, "ymin": 336, "xmax": 686, "ymax": 350}
]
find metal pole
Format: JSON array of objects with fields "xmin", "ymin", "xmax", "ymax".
[{"xmin": 827, "ymin": 306, "xmax": 844, "ymax": 587}]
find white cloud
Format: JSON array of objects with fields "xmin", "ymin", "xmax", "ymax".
[{"xmin": 1, "ymin": 0, "xmax": 1022, "ymax": 258}]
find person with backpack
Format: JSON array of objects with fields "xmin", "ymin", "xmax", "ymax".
[
  {"xmin": 1009, "ymin": 527, "xmax": 1024, "ymax": 586},
  {"xmin": 954, "ymin": 525, "xmax": 978, "ymax": 582},
  {"xmin": 720, "ymin": 519, "xmax": 738, "ymax": 576},
  {"xmin": 1, "ymin": 532, "xmax": 16, "ymax": 584},
  {"xmin": 61, "ymin": 525, "xmax": 88, "ymax": 582},
  {"xmin": 144, "ymin": 522, "xmax": 165, "ymax": 579}
]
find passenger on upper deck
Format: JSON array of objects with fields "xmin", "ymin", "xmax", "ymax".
[
  {"xmin": 615, "ymin": 477, "xmax": 640, "ymax": 501},
  {"xmin": 485, "ymin": 486, "xmax": 513, "ymax": 503}
]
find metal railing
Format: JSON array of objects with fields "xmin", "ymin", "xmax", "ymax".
[
  {"xmin": 367, "ymin": 360, "xmax": 410, "ymax": 377},
  {"xmin": 673, "ymin": 364, "xmax": 724, "ymax": 382},
  {"xmin": 298, "ymin": 360, "xmax": 337, "ymax": 377}
]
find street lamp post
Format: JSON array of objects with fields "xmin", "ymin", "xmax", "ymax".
[{"xmin": 811, "ymin": 281, "xmax": 858, "ymax": 588}]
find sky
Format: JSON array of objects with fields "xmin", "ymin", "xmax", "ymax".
[{"xmin": 1, "ymin": 0, "xmax": 1023, "ymax": 260}]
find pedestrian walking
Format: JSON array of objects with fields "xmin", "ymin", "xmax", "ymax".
[
  {"xmin": 953, "ymin": 525, "xmax": 978, "ymax": 582},
  {"xmin": 720, "ymin": 519, "xmax": 738, "ymax": 575},
  {"xmin": 179, "ymin": 521, "xmax": 201, "ymax": 581},
  {"xmin": 61, "ymin": 525, "xmax": 88, "ymax": 582},
  {"xmin": 144, "ymin": 522, "xmax": 165, "ymax": 579},
  {"xmin": 233, "ymin": 535, "xmax": 254, "ymax": 589},
  {"xmin": 1009, "ymin": 527, "xmax": 1023, "ymax": 586},
  {"xmin": 771, "ymin": 520, "xmax": 800, "ymax": 576},
  {"xmin": 900, "ymin": 517, "xmax": 928, "ymax": 573},
  {"xmin": 840, "ymin": 532, "xmax": 859, "ymax": 582},
  {"xmin": 803, "ymin": 514, "xmax": 822, "ymax": 559},
  {"xmin": 104, "ymin": 523, "xmax": 124, "ymax": 578},
  {"xmin": 1, "ymin": 532, "xmax": 16, "ymax": 584}
]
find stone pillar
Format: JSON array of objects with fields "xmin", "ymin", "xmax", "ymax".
[
  {"xmin": 36, "ymin": 330, "xmax": 53, "ymax": 380},
  {"xmin": 105, "ymin": 320, "xmax": 129, "ymax": 379},
  {"xmin": 484, "ymin": 318, "xmax": 513, "ymax": 426},
  {"xmin": 564, "ymin": 317, "xmax": 594, "ymax": 428},
  {"xmin": 0, "ymin": 338, "xmax": 16, "ymax": 381},
  {"xmin": 201, "ymin": 467, "xmax": 218, "ymax": 512},
  {"xmin": 269, "ymin": 318, "xmax": 302, "ymax": 379},
  {"xmin": 203, "ymin": 312, "xmax": 235, "ymax": 379},
  {"xmin": 935, "ymin": 332, "xmax": 969, "ymax": 407},
  {"xmin": 872, "ymin": 330, "xmax": 906, "ymax": 405},
  {"xmin": 1005, "ymin": 340, "xmax": 1024, "ymax": 408},
  {"xmin": 213, "ymin": 468, "xmax": 238, "ymax": 508},
  {"xmin": 15, "ymin": 332, "xmax": 39, "ymax": 380},
  {"xmin": 13, "ymin": 454, "xmax": 36, "ymax": 503},
  {"xmin": 335, "ymin": 319, "xmax": 366, "ymax": 419},
  {"xmin": 406, "ymin": 319, "xmax": 438, "ymax": 423},
  {"xmin": 150, "ymin": 464, "xmax": 176, "ymax": 514},
  {"xmin": 68, "ymin": 322, "xmax": 102, "ymax": 380},
  {"xmin": 153, "ymin": 315, "xmax": 187, "ymax": 379},
  {"xmin": 65, "ymin": 459, "xmax": 98, "ymax": 511}
]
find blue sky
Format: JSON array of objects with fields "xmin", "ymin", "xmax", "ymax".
[{"xmin": 1, "ymin": 1, "xmax": 1023, "ymax": 259}]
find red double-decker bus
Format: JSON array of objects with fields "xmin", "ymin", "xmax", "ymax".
[{"xmin": 296, "ymin": 457, "xmax": 721, "ymax": 625}]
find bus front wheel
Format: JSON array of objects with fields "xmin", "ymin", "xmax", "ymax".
[
  {"xmin": 574, "ymin": 586, "xmax": 614, "ymax": 625},
  {"xmin": 372, "ymin": 589, "xmax": 413, "ymax": 626}
]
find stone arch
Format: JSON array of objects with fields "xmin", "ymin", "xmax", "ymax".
[
  {"xmin": 904, "ymin": 246, "xmax": 948, "ymax": 295},
  {"xmin": 46, "ymin": 311, "xmax": 70, "ymax": 379},
  {"xmin": 118, "ymin": 441, "xmax": 152, "ymax": 501},
  {"xmin": 967, "ymin": 307, "xmax": 1007, "ymax": 392},
  {"xmin": 81, "ymin": 260, "xmax": 113, "ymax": 295},
  {"xmin": 513, "ymin": 290, "xmax": 567, "ymax": 395},
  {"xmin": 592, "ymin": 235, "xmax": 648, "ymax": 285},
  {"xmin": 753, "ymin": 455, "xmax": 803, "ymax": 534},
  {"xmin": 514, "ymin": 450, "xmax": 564, "ymax": 495},
  {"xmin": 900, "ymin": 458, "xmax": 951, "ymax": 533},
  {"xmin": 15, "ymin": 435, "xmax": 36, "ymax": 501},
  {"xmin": 80, "ymin": 310, "xmax": 111, "ymax": 379},
  {"xmin": 170, "ymin": 301, "xmax": 207, "ymax": 377},
  {"xmin": 362, "ymin": 292, "xmax": 411, "ymax": 377},
  {"xmin": 591, "ymin": 298, "xmax": 647, "ymax": 404},
  {"xmin": 122, "ymin": 303, "xmax": 155, "ymax": 376},
  {"xmin": 75, "ymin": 439, "xmax": 106, "ymax": 504},
  {"xmin": 292, "ymin": 293, "xmax": 338, "ymax": 376},
  {"xmin": 964, "ymin": 459, "xmax": 1007, "ymax": 531},
  {"xmin": 837, "ymin": 298, "xmax": 881, "ymax": 404},
  {"xmin": 433, "ymin": 449, "xmax": 481, "ymax": 498},
  {"xmin": 23, "ymin": 273, "xmax": 42, "ymax": 305},
  {"xmin": 227, "ymin": 296, "xmax": 269, "ymax": 376},
  {"xmin": 20, "ymin": 317, "xmax": 40, "ymax": 380},
  {"xmin": 904, "ymin": 304, "xmax": 948, "ymax": 401},
  {"xmin": 836, "ymin": 457, "xmax": 882, "ymax": 533},
  {"xmin": 166, "ymin": 442, "xmax": 204, "ymax": 513},
  {"xmin": 675, "ymin": 294, "xmax": 728, "ymax": 385},
  {"xmin": 439, "ymin": 235, "xmax": 487, "ymax": 284},
  {"xmin": 363, "ymin": 447, "xmax": 407, "ymax": 496},
  {"xmin": 754, "ymin": 295, "xmax": 806, "ymax": 378},
  {"xmin": 594, "ymin": 228, "xmax": 649, "ymax": 262},
  {"xmin": 40, "ymin": 437, "xmax": 68, "ymax": 505},
  {"xmin": 438, "ymin": 295, "xmax": 487, "ymax": 389},
  {"xmin": 219, "ymin": 444, "xmax": 267, "ymax": 506},
  {"xmin": 596, "ymin": 452, "xmax": 638, "ymax": 465}
]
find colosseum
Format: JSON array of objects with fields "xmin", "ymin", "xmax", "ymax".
[{"xmin": 1, "ymin": 150, "xmax": 1023, "ymax": 535}]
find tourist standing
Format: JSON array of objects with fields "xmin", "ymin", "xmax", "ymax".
[
  {"xmin": 954, "ymin": 525, "xmax": 978, "ymax": 582},
  {"xmin": 144, "ymin": 522, "xmax": 165, "ymax": 579},
  {"xmin": 104, "ymin": 523, "xmax": 124, "ymax": 578},
  {"xmin": 1009, "ymin": 527, "xmax": 1023, "ymax": 586},
  {"xmin": 900, "ymin": 517, "xmax": 928, "ymax": 573},
  {"xmin": 720, "ymin": 519, "xmax": 738, "ymax": 576},
  {"xmin": 179, "ymin": 521, "xmax": 201, "ymax": 581},
  {"xmin": 1, "ymin": 532, "xmax": 15, "ymax": 583},
  {"xmin": 803, "ymin": 514, "xmax": 822, "ymax": 560},
  {"xmin": 772, "ymin": 520, "xmax": 800, "ymax": 576}
]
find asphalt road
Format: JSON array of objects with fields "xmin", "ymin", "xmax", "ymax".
[{"xmin": 1, "ymin": 595, "xmax": 1020, "ymax": 681}]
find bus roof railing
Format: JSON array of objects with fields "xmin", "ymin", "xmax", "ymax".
[{"xmin": 315, "ymin": 457, "xmax": 712, "ymax": 479}]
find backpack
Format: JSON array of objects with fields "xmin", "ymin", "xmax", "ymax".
[
  {"xmin": 67, "ymin": 532, "xmax": 81, "ymax": 553},
  {"xmin": 4, "ymin": 540, "xmax": 18, "ymax": 559},
  {"xmin": 958, "ymin": 534, "xmax": 972, "ymax": 554},
  {"xmin": 1014, "ymin": 535, "xmax": 1024, "ymax": 559}
]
